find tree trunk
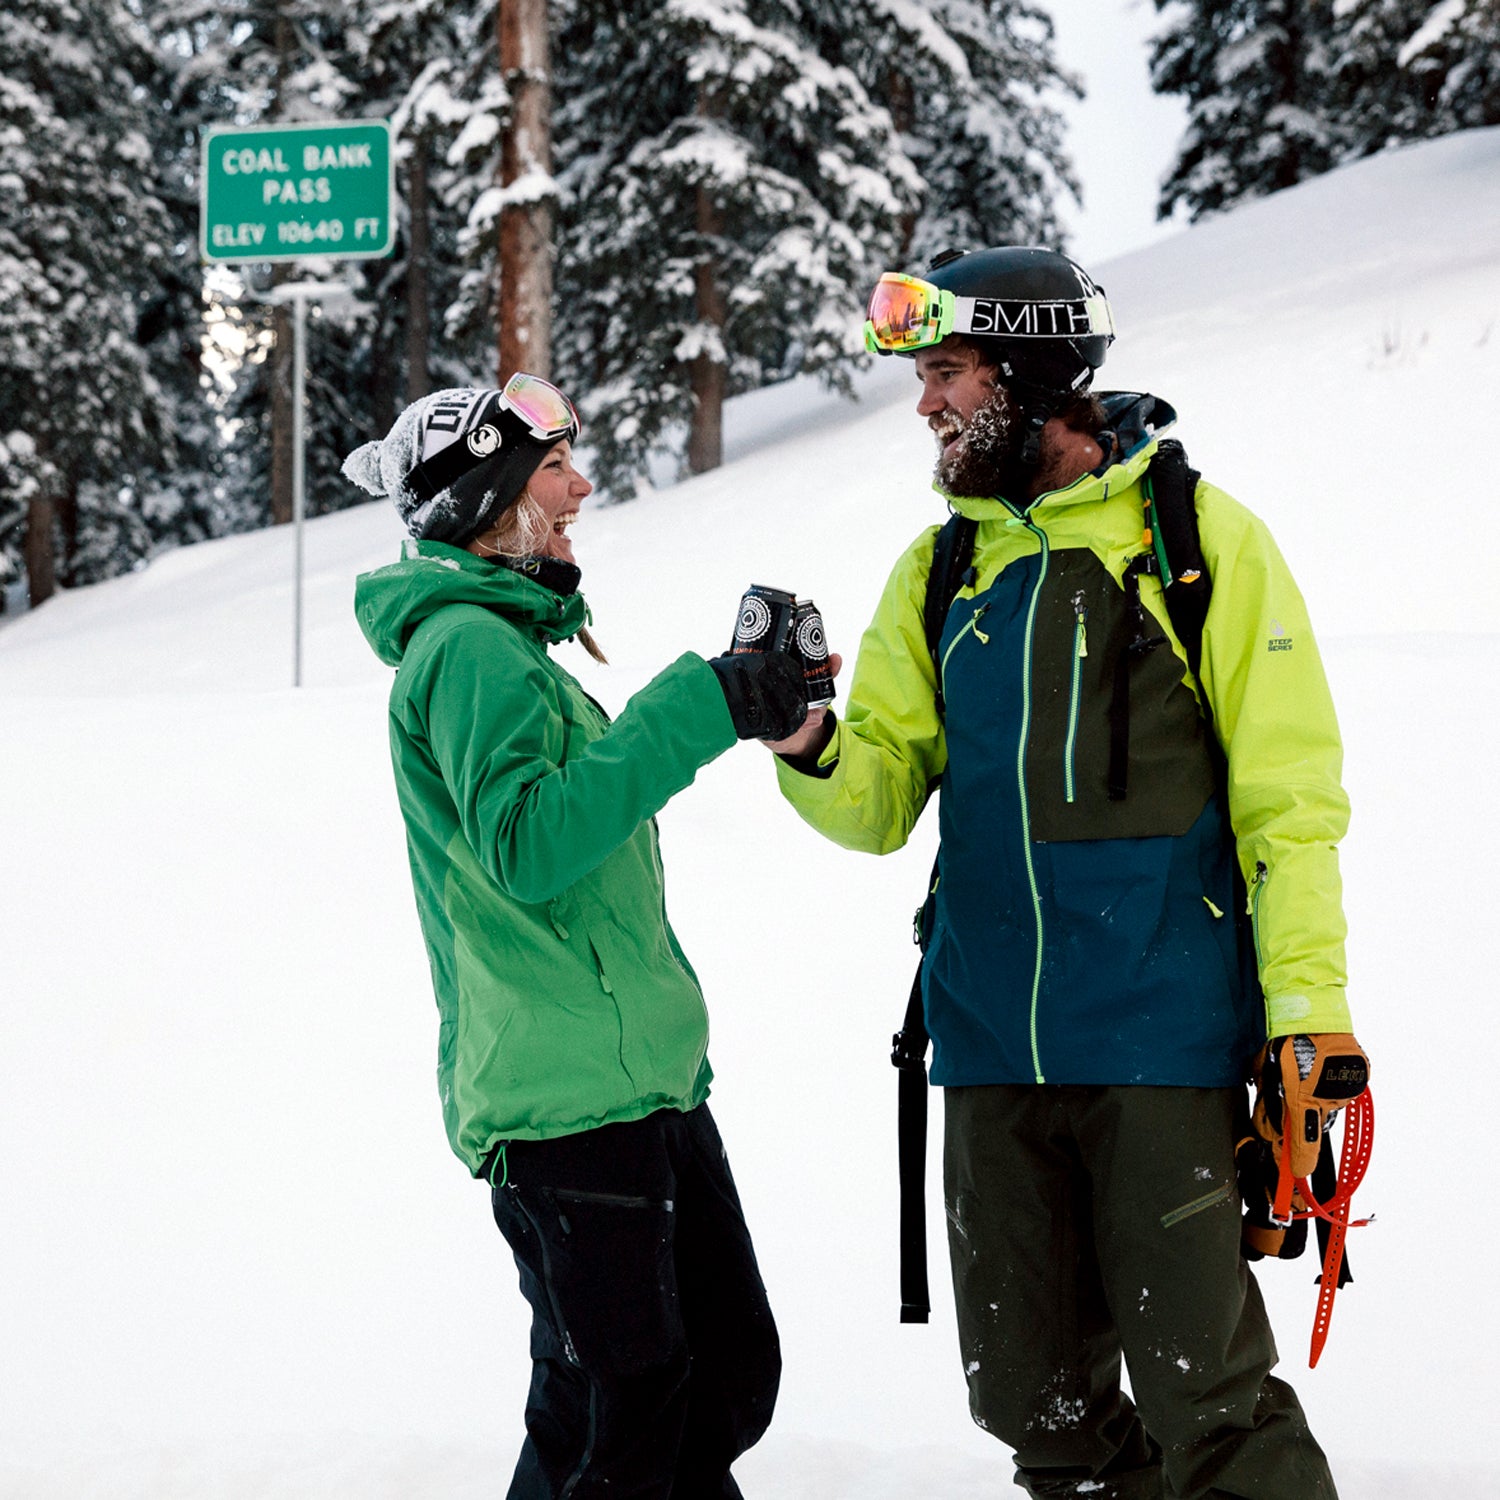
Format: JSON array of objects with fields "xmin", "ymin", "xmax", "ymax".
[
  {"xmin": 270, "ymin": 270, "xmax": 295, "ymax": 526},
  {"xmin": 269, "ymin": 4, "xmax": 295, "ymax": 526},
  {"xmin": 56, "ymin": 485, "xmax": 79, "ymax": 588},
  {"xmin": 887, "ymin": 70, "xmax": 918, "ymax": 260},
  {"xmin": 687, "ymin": 85, "xmax": 727, "ymax": 477},
  {"xmin": 497, "ymin": 0, "xmax": 553, "ymax": 382},
  {"xmin": 406, "ymin": 131, "xmax": 433, "ymax": 404},
  {"xmin": 24, "ymin": 494, "xmax": 56, "ymax": 607}
]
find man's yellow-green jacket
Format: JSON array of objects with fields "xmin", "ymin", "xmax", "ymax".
[{"xmin": 777, "ymin": 394, "xmax": 1351, "ymax": 1087}]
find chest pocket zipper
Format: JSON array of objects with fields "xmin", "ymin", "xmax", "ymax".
[
  {"xmin": 1065, "ymin": 595, "xmax": 1088, "ymax": 804},
  {"xmin": 940, "ymin": 603, "xmax": 991, "ymax": 697}
]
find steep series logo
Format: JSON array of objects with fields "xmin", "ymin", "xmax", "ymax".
[{"xmin": 1268, "ymin": 618, "xmax": 1294, "ymax": 652}]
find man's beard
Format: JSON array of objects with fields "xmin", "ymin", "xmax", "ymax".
[{"xmin": 934, "ymin": 390, "xmax": 1029, "ymax": 500}]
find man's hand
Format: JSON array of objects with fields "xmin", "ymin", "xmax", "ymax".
[
  {"xmin": 1251, "ymin": 1033, "xmax": 1371, "ymax": 1180},
  {"xmin": 765, "ymin": 653, "xmax": 842, "ymax": 757}
]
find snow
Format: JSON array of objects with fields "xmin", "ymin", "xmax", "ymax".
[
  {"xmin": 3, "ymin": 128, "xmax": 1500, "ymax": 1497},
  {"xmin": 1398, "ymin": 0, "xmax": 1466, "ymax": 67}
]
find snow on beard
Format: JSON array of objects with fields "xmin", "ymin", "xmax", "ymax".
[{"xmin": 934, "ymin": 386, "xmax": 1026, "ymax": 500}]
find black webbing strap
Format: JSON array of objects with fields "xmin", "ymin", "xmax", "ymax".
[
  {"xmin": 892, "ymin": 964, "xmax": 931, "ymax": 1322},
  {"xmin": 1147, "ymin": 439, "xmax": 1210, "ymax": 682},
  {"xmin": 1310, "ymin": 1131, "xmax": 1354, "ymax": 1290},
  {"xmin": 890, "ymin": 515, "xmax": 977, "ymax": 1326},
  {"xmin": 926, "ymin": 513, "xmax": 979, "ymax": 716}
]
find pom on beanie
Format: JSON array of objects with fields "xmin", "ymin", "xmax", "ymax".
[{"xmin": 341, "ymin": 385, "xmax": 576, "ymax": 546}]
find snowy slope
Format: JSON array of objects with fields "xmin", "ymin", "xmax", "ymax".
[{"xmin": 3, "ymin": 129, "xmax": 1499, "ymax": 1499}]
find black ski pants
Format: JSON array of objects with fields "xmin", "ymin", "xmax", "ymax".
[
  {"xmin": 944, "ymin": 1084, "xmax": 1338, "ymax": 1500},
  {"xmin": 489, "ymin": 1103, "xmax": 780, "ymax": 1499}
]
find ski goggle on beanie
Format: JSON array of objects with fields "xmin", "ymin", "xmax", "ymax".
[
  {"xmin": 403, "ymin": 373, "xmax": 580, "ymax": 510},
  {"xmin": 863, "ymin": 270, "xmax": 1116, "ymax": 355}
]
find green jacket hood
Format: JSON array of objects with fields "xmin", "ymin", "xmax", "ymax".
[
  {"xmin": 354, "ymin": 539, "xmax": 590, "ymax": 667},
  {"xmin": 941, "ymin": 392, "xmax": 1179, "ymax": 522}
]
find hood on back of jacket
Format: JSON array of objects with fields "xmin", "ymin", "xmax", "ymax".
[{"xmin": 354, "ymin": 539, "xmax": 589, "ymax": 667}]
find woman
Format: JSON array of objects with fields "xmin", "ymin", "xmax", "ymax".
[{"xmin": 347, "ymin": 375, "xmax": 804, "ymax": 1498}]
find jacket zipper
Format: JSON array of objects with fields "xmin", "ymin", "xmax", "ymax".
[
  {"xmin": 1016, "ymin": 519, "xmax": 1050, "ymax": 1083},
  {"xmin": 939, "ymin": 603, "xmax": 991, "ymax": 694},
  {"xmin": 1064, "ymin": 594, "xmax": 1087, "ymax": 804},
  {"xmin": 1249, "ymin": 860, "xmax": 1269, "ymax": 973}
]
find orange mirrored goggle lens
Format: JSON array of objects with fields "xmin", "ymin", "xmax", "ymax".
[{"xmin": 863, "ymin": 273, "xmax": 951, "ymax": 353}]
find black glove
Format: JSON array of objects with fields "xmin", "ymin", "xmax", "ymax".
[{"xmin": 707, "ymin": 650, "xmax": 809, "ymax": 741}]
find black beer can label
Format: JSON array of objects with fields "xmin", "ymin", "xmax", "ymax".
[
  {"xmin": 732, "ymin": 584, "xmax": 796, "ymax": 655},
  {"xmin": 793, "ymin": 598, "xmax": 835, "ymax": 708}
]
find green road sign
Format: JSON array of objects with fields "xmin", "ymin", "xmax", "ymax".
[{"xmin": 201, "ymin": 120, "xmax": 394, "ymax": 263}]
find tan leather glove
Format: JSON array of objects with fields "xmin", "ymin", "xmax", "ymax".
[{"xmin": 1251, "ymin": 1033, "xmax": 1371, "ymax": 1181}]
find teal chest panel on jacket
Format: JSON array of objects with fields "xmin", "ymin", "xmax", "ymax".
[{"xmin": 926, "ymin": 543, "xmax": 1261, "ymax": 1088}]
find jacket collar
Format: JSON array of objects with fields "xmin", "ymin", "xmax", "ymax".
[{"xmin": 354, "ymin": 540, "xmax": 589, "ymax": 667}]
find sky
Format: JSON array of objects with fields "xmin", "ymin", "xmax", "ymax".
[
  {"xmin": 1044, "ymin": 0, "xmax": 1189, "ymax": 264},
  {"xmin": 2, "ymin": 127, "xmax": 1499, "ymax": 1498}
]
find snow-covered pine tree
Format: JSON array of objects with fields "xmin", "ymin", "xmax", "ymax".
[
  {"xmin": 437, "ymin": 1, "xmax": 535, "ymax": 384},
  {"xmin": 0, "ymin": 0, "xmax": 175, "ymax": 603},
  {"xmin": 1332, "ymin": 0, "xmax": 1500, "ymax": 152},
  {"xmin": 1418, "ymin": 0, "xmax": 1500, "ymax": 132},
  {"xmin": 130, "ymin": 6, "xmax": 232, "ymax": 560},
  {"xmin": 549, "ymin": 0, "xmax": 919, "ymax": 498},
  {"xmin": 352, "ymin": 0, "xmax": 483, "ymax": 408},
  {"xmin": 807, "ymin": 0, "xmax": 1080, "ymax": 267},
  {"xmin": 155, "ymin": 0, "xmax": 415, "ymax": 528},
  {"xmin": 1150, "ymin": 0, "xmax": 1344, "ymax": 221}
]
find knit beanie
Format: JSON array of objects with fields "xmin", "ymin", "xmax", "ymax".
[{"xmin": 341, "ymin": 386, "xmax": 577, "ymax": 546}]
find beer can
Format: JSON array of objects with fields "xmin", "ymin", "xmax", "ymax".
[
  {"xmin": 732, "ymin": 584, "xmax": 796, "ymax": 656},
  {"xmin": 793, "ymin": 598, "xmax": 836, "ymax": 708}
]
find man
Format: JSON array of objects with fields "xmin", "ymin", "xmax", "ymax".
[{"xmin": 768, "ymin": 246, "xmax": 1368, "ymax": 1498}]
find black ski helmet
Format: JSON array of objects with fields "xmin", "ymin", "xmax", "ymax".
[{"xmin": 923, "ymin": 245, "xmax": 1114, "ymax": 402}]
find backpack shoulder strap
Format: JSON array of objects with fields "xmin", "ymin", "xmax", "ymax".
[
  {"xmin": 924, "ymin": 512, "xmax": 978, "ymax": 717},
  {"xmin": 1143, "ymin": 438, "xmax": 1211, "ymax": 682},
  {"xmin": 888, "ymin": 508, "xmax": 976, "ymax": 1326}
]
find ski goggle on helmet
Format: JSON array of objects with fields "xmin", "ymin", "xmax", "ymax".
[{"xmin": 863, "ymin": 269, "xmax": 1115, "ymax": 355}]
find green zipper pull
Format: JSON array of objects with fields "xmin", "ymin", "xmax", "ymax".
[
  {"xmin": 1072, "ymin": 591, "xmax": 1088, "ymax": 658},
  {"xmin": 972, "ymin": 604, "xmax": 991, "ymax": 645}
]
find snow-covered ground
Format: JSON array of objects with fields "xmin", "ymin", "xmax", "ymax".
[{"xmin": 4, "ymin": 128, "xmax": 1499, "ymax": 1498}]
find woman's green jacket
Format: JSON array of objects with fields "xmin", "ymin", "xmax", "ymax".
[{"xmin": 355, "ymin": 541, "xmax": 737, "ymax": 1173}]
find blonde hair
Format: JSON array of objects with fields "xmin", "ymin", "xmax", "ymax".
[{"xmin": 476, "ymin": 488, "xmax": 608, "ymax": 665}]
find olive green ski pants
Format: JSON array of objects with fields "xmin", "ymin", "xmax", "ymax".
[{"xmin": 943, "ymin": 1085, "xmax": 1338, "ymax": 1500}]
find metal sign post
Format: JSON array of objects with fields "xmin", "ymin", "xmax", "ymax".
[
  {"xmin": 264, "ymin": 281, "xmax": 348, "ymax": 686},
  {"xmin": 200, "ymin": 119, "xmax": 395, "ymax": 685}
]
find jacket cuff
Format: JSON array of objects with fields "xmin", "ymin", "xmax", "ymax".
[
  {"xmin": 774, "ymin": 713, "xmax": 839, "ymax": 778},
  {"xmin": 1265, "ymin": 986, "xmax": 1353, "ymax": 1037}
]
